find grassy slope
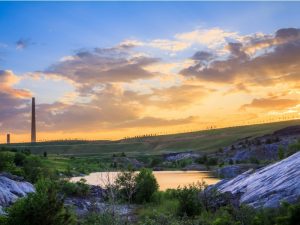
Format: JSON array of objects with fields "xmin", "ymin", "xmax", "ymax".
[{"xmin": 3, "ymin": 119, "xmax": 300, "ymax": 157}]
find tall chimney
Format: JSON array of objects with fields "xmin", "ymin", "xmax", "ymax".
[
  {"xmin": 31, "ymin": 97, "xmax": 36, "ymax": 143},
  {"xmin": 7, "ymin": 133, "xmax": 10, "ymax": 144}
]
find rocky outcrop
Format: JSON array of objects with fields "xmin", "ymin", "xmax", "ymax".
[
  {"xmin": 215, "ymin": 152, "xmax": 300, "ymax": 208},
  {"xmin": 112, "ymin": 157, "xmax": 144, "ymax": 169},
  {"xmin": 216, "ymin": 165, "xmax": 244, "ymax": 178},
  {"xmin": 216, "ymin": 164, "xmax": 262, "ymax": 179},
  {"xmin": 0, "ymin": 173, "xmax": 35, "ymax": 214},
  {"xmin": 163, "ymin": 151, "xmax": 200, "ymax": 161},
  {"xmin": 64, "ymin": 185, "xmax": 136, "ymax": 217},
  {"xmin": 273, "ymin": 125, "xmax": 300, "ymax": 136},
  {"xmin": 183, "ymin": 163, "xmax": 207, "ymax": 171}
]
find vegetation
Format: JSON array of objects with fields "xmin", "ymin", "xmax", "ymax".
[
  {"xmin": 59, "ymin": 179, "xmax": 90, "ymax": 197},
  {"xmin": 3, "ymin": 179, "xmax": 75, "ymax": 225}
]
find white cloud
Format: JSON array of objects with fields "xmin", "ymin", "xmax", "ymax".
[{"xmin": 175, "ymin": 27, "xmax": 240, "ymax": 49}]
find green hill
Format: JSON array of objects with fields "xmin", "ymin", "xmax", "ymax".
[{"xmin": 3, "ymin": 119, "xmax": 300, "ymax": 157}]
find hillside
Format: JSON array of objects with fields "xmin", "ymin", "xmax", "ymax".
[{"xmin": 2, "ymin": 120, "xmax": 300, "ymax": 157}]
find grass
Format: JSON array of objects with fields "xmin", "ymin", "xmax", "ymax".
[{"xmin": 2, "ymin": 119, "xmax": 300, "ymax": 173}]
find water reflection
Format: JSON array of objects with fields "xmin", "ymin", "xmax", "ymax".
[{"xmin": 71, "ymin": 171, "xmax": 220, "ymax": 191}]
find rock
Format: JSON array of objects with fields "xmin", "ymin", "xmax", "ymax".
[
  {"xmin": 0, "ymin": 206, "xmax": 5, "ymax": 215},
  {"xmin": 215, "ymin": 152, "xmax": 300, "ymax": 208},
  {"xmin": 183, "ymin": 163, "xmax": 207, "ymax": 171},
  {"xmin": 0, "ymin": 173, "xmax": 35, "ymax": 214},
  {"xmin": 216, "ymin": 165, "xmax": 245, "ymax": 178},
  {"xmin": 163, "ymin": 151, "xmax": 200, "ymax": 161},
  {"xmin": 113, "ymin": 157, "xmax": 144, "ymax": 169},
  {"xmin": 273, "ymin": 125, "xmax": 300, "ymax": 136},
  {"xmin": 153, "ymin": 166, "xmax": 164, "ymax": 171}
]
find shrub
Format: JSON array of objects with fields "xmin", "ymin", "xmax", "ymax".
[
  {"xmin": 249, "ymin": 157, "xmax": 260, "ymax": 164},
  {"xmin": 287, "ymin": 141, "xmax": 300, "ymax": 156},
  {"xmin": 60, "ymin": 179, "xmax": 90, "ymax": 197},
  {"xmin": 135, "ymin": 169, "xmax": 159, "ymax": 203},
  {"xmin": 175, "ymin": 184, "xmax": 204, "ymax": 217},
  {"xmin": 197, "ymin": 155, "xmax": 208, "ymax": 164},
  {"xmin": 6, "ymin": 179, "xmax": 75, "ymax": 225},
  {"xmin": 14, "ymin": 152, "xmax": 26, "ymax": 166},
  {"xmin": 150, "ymin": 157, "xmax": 162, "ymax": 167},
  {"xmin": 22, "ymin": 155, "xmax": 44, "ymax": 183},
  {"xmin": 115, "ymin": 170, "xmax": 137, "ymax": 203},
  {"xmin": 80, "ymin": 212, "xmax": 124, "ymax": 225},
  {"xmin": 207, "ymin": 157, "xmax": 218, "ymax": 166},
  {"xmin": 278, "ymin": 146, "xmax": 285, "ymax": 160},
  {"xmin": 0, "ymin": 151, "xmax": 15, "ymax": 172}
]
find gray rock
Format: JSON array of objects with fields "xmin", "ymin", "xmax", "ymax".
[
  {"xmin": 215, "ymin": 152, "xmax": 300, "ymax": 208},
  {"xmin": 183, "ymin": 163, "xmax": 207, "ymax": 171},
  {"xmin": 164, "ymin": 151, "xmax": 200, "ymax": 161},
  {"xmin": 0, "ymin": 173, "xmax": 35, "ymax": 214},
  {"xmin": 216, "ymin": 165, "xmax": 245, "ymax": 178}
]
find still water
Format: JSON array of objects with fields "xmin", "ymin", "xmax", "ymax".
[{"xmin": 71, "ymin": 171, "xmax": 220, "ymax": 191}]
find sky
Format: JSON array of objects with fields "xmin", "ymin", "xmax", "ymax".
[{"xmin": 1, "ymin": 1, "xmax": 300, "ymax": 143}]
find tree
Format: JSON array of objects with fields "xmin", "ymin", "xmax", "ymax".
[
  {"xmin": 115, "ymin": 170, "xmax": 137, "ymax": 204},
  {"xmin": 43, "ymin": 152, "xmax": 48, "ymax": 158},
  {"xmin": 14, "ymin": 152, "xmax": 26, "ymax": 166},
  {"xmin": 6, "ymin": 179, "xmax": 75, "ymax": 225},
  {"xmin": 278, "ymin": 146, "xmax": 285, "ymax": 160},
  {"xmin": 135, "ymin": 168, "xmax": 158, "ymax": 203},
  {"xmin": 176, "ymin": 184, "xmax": 203, "ymax": 217}
]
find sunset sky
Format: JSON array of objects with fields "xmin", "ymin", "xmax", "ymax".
[{"xmin": 1, "ymin": 2, "xmax": 300, "ymax": 143}]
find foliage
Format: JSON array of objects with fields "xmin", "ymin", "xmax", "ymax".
[
  {"xmin": 59, "ymin": 179, "xmax": 90, "ymax": 197},
  {"xmin": 135, "ymin": 168, "xmax": 159, "ymax": 203},
  {"xmin": 14, "ymin": 152, "xmax": 26, "ymax": 166},
  {"xmin": 79, "ymin": 212, "xmax": 125, "ymax": 225},
  {"xmin": 23, "ymin": 155, "xmax": 48, "ymax": 183},
  {"xmin": 0, "ymin": 151, "xmax": 16, "ymax": 172},
  {"xmin": 115, "ymin": 170, "xmax": 137, "ymax": 203},
  {"xmin": 5, "ymin": 179, "xmax": 75, "ymax": 225},
  {"xmin": 278, "ymin": 146, "xmax": 285, "ymax": 160},
  {"xmin": 287, "ymin": 140, "xmax": 300, "ymax": 156},
  {"xmin": 175, "ymin": 183, "xmax": 204, "ymax": 217}
]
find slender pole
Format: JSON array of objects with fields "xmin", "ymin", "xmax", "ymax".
[
  {"xmin": 31, "ymin": 97, "xmax": 36, "ymax": 143},
  {"xmin": 7, "ymin": 133, "xmax": 10, "ymax": 144}
]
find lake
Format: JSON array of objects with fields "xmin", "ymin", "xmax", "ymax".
[{"xmin": 70, "ymin": 171, "xmax": 220, "ymax": 191}]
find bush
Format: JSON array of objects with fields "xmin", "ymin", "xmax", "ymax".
[
  {"xmin": 6, "ymin": 179, "xmax": 75, "ymax": 225},
  {"xmin": 0, "ymin": 151, "xmax": 16, "ymax": 172},
  {"xmin": 197, "ymin": 155, "xmax": 208, "ymax": 164},
  {"xmin": 80, "ymin": 212, "xmax": 124, "ymax": 225},
  {"xmin": 115, "ymin": 170, "xmax": 137, "ymax": 203},
  {"xmin": 175, "ymin": 184, "xmax": 204, "ymax": 217},
  {"xmin": 14, "ymin": 152, "xmax": 26, "ymax": 166},
  {"xmin": 207, "ymin": 157, "xmax": 218, "ymax": 166},
  {"xmin": 22, "ymin": 155, "xmax": 45, "ymax": 183},
  {"xmin": 59, "ymin": 179, "xmax": 90, "ymax": 197},
  {"xmin": 278, "ymin": 146, "xmax": 285, "ymax": 160},
  {"xmin": 135, "ymin": 169, "xmax": 159, "ymax": 203},
  {"xmin": 287, "ymin": 141, "xmax": 300, "ymax": 156}
]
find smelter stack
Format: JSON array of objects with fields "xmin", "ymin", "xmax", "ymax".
[
  {"xmin": 6, "ymin": 133, "xmax": 10, "ymax": 144},
  {"xmin": 31, "ymin": 97, "xmax": 36, "ymax": 143}
]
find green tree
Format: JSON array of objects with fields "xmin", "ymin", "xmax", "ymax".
[
  {"xmin": 135, "ymin": 169, "xmax": 159, "ymax": 203},
  {"xmin": 115, "ymin": 170, "xmax": 137, "ymax": 203},
  {"xmin": 176, "ymin": 184, "xmax": 203, "ymax": 217},
  {"xmin": 0, "ymin": 152, "xmax": 16, "ymax": 172},
  {"xmin": 278, "ymin": 146, "xmax": 285, "ymax": 160}
]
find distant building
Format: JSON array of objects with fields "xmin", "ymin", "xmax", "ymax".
[
  {"xmin": 31, "ymin": 97, "xmax": 36, "ymax": 143},
  {"xmin": 7, "ymin": 133, "xmax": 10, "ymax": 144}
]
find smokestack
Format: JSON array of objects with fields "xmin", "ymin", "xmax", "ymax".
[
  {"xmin": 7, "ymin": 133, "xmax": 10, "ymax": 144},
  {"xmin": 31, "ymin": 97, "xmax": 36, "ymax": 143}
]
